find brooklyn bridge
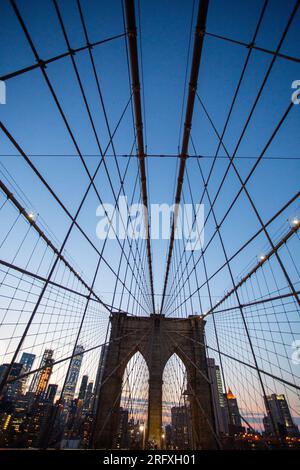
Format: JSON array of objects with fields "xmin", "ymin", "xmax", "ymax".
[{"xmin": 0, "ymin": 0, "xmax": 300, "ymax": 451}]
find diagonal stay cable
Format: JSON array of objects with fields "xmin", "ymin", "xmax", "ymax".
[
  {"xmin": 197, "ymin": 95, "xmax": 300, "ymax": 307},
  {"xmin": 5, "ymin": 331, "xmax": 135, "ymax": 385},
  {"xmin": 203, "ymin": 222, "xmax": 300, "ymax": 318},
  {"xmin": 0, "ymin": 98, "xmax": 149, "ymax": 395},
  {"xmin": 0, "ymin": 259, "xmax": 110, "ymax": 306},
  {"xmin": 164, "ymin": 0, "xmax": 269, "ymax": 304},
  {"xmin": 171, "ymin": 330, "xmax": 300, "ymax": 392},
  {"xmin": 187, "ymin": 139, "xmax": 279, "ymax": 433},
  {"xmin": 0, "ymin": 100, "xmax": 146, "ymax": 314},
  {"xmin": 167, "ymin": 96, "xmax": 298, "ymax": 314},
  {"xmin": 76, "ymin": 0, "xmax": 151, "ymax": 312},
  {"xmin": 167, "ymin": 187, "xmax": 300, "ymax": 315},
  {"xmin": 11, "ymin": 0, "xmax": 150, "ymax": 313},
  {"xmin": 204, "ymin": 30, "xmax": 300, "ymax": 64},
  {"xmin": 0, "ymin": 179, "xmax": 106, "ymax": 306},
  {"xmin": 0, "ymin": 32, "xmax": 126, "ymax": 81}
]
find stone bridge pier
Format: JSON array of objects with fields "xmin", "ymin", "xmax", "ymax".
[{"xmin": 93, "ymin": 312, "xmax": 216, "ymax": 449}]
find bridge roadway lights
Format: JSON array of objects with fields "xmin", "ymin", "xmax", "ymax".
[{"xmin": 93, "ymin": 312, "xmax": 216, "ymax": 450}]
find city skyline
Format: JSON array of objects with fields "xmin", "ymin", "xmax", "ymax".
[{"xmin": 2, "ymin": 345, "xmax": 300, "ymax": 430}]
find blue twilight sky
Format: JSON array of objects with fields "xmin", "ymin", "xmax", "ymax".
[
  {"xmin": 0, "ymin": 0, "xmax": 299, "ymax": 301},
  {"xmin": 0, "ymin": 0, "xmax": 300, "ymax": 425}
]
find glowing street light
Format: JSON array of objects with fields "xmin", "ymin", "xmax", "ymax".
[
  {"xmin": 259, "ymin": 255, "xmax": 266, "ymax": 261},
  {"xmin": 139, "ymin": 424, "xmax": 145, "ymax": 449},
  {"xmin": 28, "ymin": 212, "xmax": 36, "ymax": 221},
  {"xmin": 161, "ymin": 432, "xmax": 166, "ymax": 450},
  {"xmin": 27, "ymin": 211, "xmax": 39, "ymax": 222},
  {"xmin": 288, "ymin": 215, "xmax": 300, "ymax": 229}
]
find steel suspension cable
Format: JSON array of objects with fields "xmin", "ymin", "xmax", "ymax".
[{"xmin": 160, "ymin": 0, "xmax": 209, "ymax": 315}]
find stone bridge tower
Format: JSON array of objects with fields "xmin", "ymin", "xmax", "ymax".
[{"xmin": 93, "ymin": 312, "xmax": 216, "ymax": 449}]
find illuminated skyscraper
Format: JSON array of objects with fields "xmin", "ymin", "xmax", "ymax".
[
  {"xmin": 226, "ymin": 389, "xmax": 244, "ymax": 435},
  {"xmin": 19, "ymin": 352, "xmax": 36, "ymax": 393},
  {"xmin": 36, "ymin": 360, "xmax": 54, "ymax": 396},
  {"xmin": 62, "ymin": 345, "xmax": 84, "ymax": 404},
  {"xmin": 0, "ymin": 363, "xmax": 25, "ymax": 400},
  {"xmin": 29, "ymin": 349, "xmax": 54, "ymax": 395},
  {"xmin": 207, "ymin": 358, "xmax": 228, "ymax": 434},
  {"xmin": 263, "ymin": 394, "xmax": 300, "ymax": 438},
  {"xmin": 20, "ymin": 352, "xmax": 35, "ymax": 373}
]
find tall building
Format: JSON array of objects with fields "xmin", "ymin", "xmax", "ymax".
[
  {"xmin": 171, "ymin": 405, "xmax": 190, "ymax": 449},
  {"xmin": 45, "ymin": 384, "xmax": 58, "ymax": 404},
  {"xmin": 263, "ymin": 415, "xmax": 272, "ymax": 435},
  {"xmin": 207, "ymin": 358, "xmax": 228, "ymax": 434},
  {"xmin": 83, "ymin": 381, "xmax": 94, "ymax": 411},
  {"xmin": 226, "ymin": 389, "xmax": 244, "ymax": 435},
  {"xmin": 165, "ymin": 424, "xmax": 172, "ymax": 449},
  {"xmin": 36, "ymin": 357, "xmax": 54, "ymax": 397},
  {"xmin": 263, "ymin": 394, "xmax": 300, "ymax": 438},
  {"xmin": 78, "ymin": 375, "xmax": 88, "ymax": 401},
  {"xmin": 93, "ymin": 345, "xmax": 108, "ymax": 414},
  {"xmin": 20, "ymin": 352, "xmax": 35, "ymax": 373},
  {"xmin": 0, "ymin": 363, "xmax": 25, "ymax": 400},
  {"xmin": 115, "ymin": 407, "xmax": 129, "ymax": 449},
  {"xmin": 62, "ymin": 345, "xmax": 84, "ymax": 404},
  {"xmin": 29, "ymin": 349, "xmax": 54, "ymax": 394},
  {"xmin": 19, "ymin": 352, "xmax": 36, "ymax": 393},
  {"xmin": 127, "ymin": 417, "xmax": 144, "ymax": 449}
]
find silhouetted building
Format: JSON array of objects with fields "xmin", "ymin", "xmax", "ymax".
[
  {"xmin": 207, "ymin": 358, "xmax": 228, "ymax": 434},
  {"xmin": 127, "ymin": 417, "xmax": 144, "ymax": 449},
  {"xmin": 78, "ymin": 375, "xmax": 88, "ymax": 401},
  {"xmin": 83, "ymin": 381, "xmax": 93, "ymax": 411},
  {"xmin": 115, "ymin": 407, "xmax": 129, "ymax": 448},
  {"xmin": 263, "ymin": 394, "xmax": 299, "ymax": 438},
  {"xmin": 263, "ymin": 415, "xmax": 272, "ymax": 435},
  {"xmin": 45, "ymin": 384, "xmax": 58, "ymax": 404},
  {"xmin": 93, "ymin": 345, "xmax": 108, "ymax": 414},
  {"xmin": 62, "ymin": 345, "xmax": 84, "ymax": 404},
  {"xmin": 19, "ymin": 352, "xmax": 36, "ymax": 393},
  {"xmin": 171, "ymin": 405, "xmax": 189, "ymax": 449},
  {"xmin": 0, "ymin": 363, "xmax": 24, "ymax": 401},
  {"xmin": 226, "ymin": 389, "xmax": 244, "ymax": 435},
  {"xmin": 165, "ymin": 424, "xmax": 172, "ymax": 449}
]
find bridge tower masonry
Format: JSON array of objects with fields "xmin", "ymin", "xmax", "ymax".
[{"xmin": 93, "ymin": 312, "xmax": 216, "ymax": 449}]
